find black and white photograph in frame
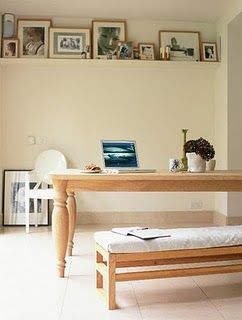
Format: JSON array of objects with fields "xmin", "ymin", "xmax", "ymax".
[
  {"xmin": 2, "ymin": 38, "xmax": 18, "ymax": 58},
  {"xmin": 138, "ymin": 43, "xmax": 155, "ymax": 60},
  {"xmin": 49, "ymin": 28, "xmax": 91, "ymax": 59},
  {"xmin": 18, "ymin": 19, "xmax": 51, "ymax": 58},
  {"xmin": 3, "ymin": 170, "xmax": 48, "ymax": 226},
  {"xmin": 202, "ymin": 42, "xmax": 218, "ymax": 62},
  {"xmin": 159, "ymin": 30, "xmax": 201, "ymax": 61},
  {"xmin": 92, "ymin": 20, "xmax": 126, "ymax": 59},
  {"xmin": 117, "ymin": 41, "xmax": 133, "ymax": 59}
]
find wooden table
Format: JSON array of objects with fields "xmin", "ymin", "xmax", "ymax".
[{"xmin": 49, "ymin": 169, "xmax": 242, "ymax": 277}]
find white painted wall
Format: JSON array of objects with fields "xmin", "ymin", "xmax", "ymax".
[
  {"xmin": 1, "ymin": 60, "xmax": 216, "ymax": 214},
  {"xmin": 0, "ymin": 18, "xmax": 219, "ymax": 219}
]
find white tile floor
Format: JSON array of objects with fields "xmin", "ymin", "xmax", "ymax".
[{"xmin": 1, "ymin": 224, "xmax": 242, "ymax": 320}]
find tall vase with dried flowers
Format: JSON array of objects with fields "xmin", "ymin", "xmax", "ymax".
[{"xmin": 181, "ymin": 128, "xmax": 188, "ymax": 171}]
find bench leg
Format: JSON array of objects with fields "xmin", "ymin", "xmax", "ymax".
[
  {"xmin": 95, "ymin": 245, "xmax": 117, "ymax": 310},
  {"xmin": 107, "ymin": 253, "xmax": 116, "ymax": 310},
  {"xmin": 96, "ymin": 250, "xmax": 104, "ymax": 289}
]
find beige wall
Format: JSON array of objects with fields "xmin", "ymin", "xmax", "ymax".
[
  {"xmin": 1, "ymin": 61, "xmax": 216, "ymax": 214},
  {"xmin": 0, "ymin": 18, "xmax": 219, "ymax": 220}
]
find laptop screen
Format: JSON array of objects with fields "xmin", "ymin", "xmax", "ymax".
[{"xmin": 101, "ymin": 140, "xmax": 139, "ymax": 169}]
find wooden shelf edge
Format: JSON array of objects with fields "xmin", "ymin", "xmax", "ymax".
[{"xmin": 0, "ymin": 58, "xmax": 220, "ymax": 69}]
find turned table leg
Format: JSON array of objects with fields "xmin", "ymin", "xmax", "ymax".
[
  {"xmin": 67, "ymin": 191, "xmax": 77, "ymax": 256},
  {"xmin": 52, "ymin": 179, "xmax": 69, "ymax": 277}
]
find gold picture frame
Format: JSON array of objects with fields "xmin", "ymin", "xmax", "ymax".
[
  {"xmin": 2, "ymin": 38, "xmax": 18, "ymax": 58},
  {"xmin": 159, "ymin": 30, "xmax": 201, "ymax": 61},
  {"xmin": 138, "ymin": 43, "xmax": 155, "ymax": 60},
  {"xmin": 201, "ymin": 42, "xmax": 218, "ymax": 62},
  {"xmin": 17, "ymin": 19, "xmax": 52, "ymax": 58}
]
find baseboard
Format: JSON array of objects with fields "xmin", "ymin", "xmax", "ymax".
[
  {"xmin": 213, "ymin": 211, "xmax": 242, "ymax": 226},
  {"xmin": 77, "ymin": 211, "xmax": 214, "ymax": 227}
]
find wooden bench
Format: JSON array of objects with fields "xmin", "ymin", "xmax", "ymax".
[{"xmin": 94, "ymin": 226, "xmax": 242, "ymax": 309}]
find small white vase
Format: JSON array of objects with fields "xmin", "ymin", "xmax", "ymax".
[
  {"xmin": 186, "ymin": 152, "xmax": 206, "ymax": 173},
  {"xmin": 206, "ymin": 159, "xmax": 216, "ymax": 171}
]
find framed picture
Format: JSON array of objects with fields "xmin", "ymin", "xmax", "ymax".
[
  {"xmin": 17, "ymin": 19, "xmax": 51, "ymax": 58},
  {"xmin": 133, "ymin": 47, "xmax": 140, "ymax": 60},
  {"xmin": 117, "ymin": 41, "xmax": 133, "ymax": 59},
  {"xmin": 201, "ymin": 42, "xmax": 218, "ymax": 62},
  {"xmin": 92, "ymin": 20, "xmax": 126, "ymax": 59},
  {"xmin": 49, "ymin": 28, "xmax": 91, "ymax": 59},
  {"xmin": 3, "ymin": 170, "xmax": 48, "ymax": 226},
  {"xmin": 2, "ymin": 13, "xmax": 15, "ymax": 38},
  {"xmin": 159, "ymin": 30, "xmax": 201, "ymax": 61},
  {"xmin": 2, "ymin": 38, "xmax": 18, "ymax": 58},
  {"xmin": 138, "ymin": 43, "xmax": 155, "ymax": 60}
]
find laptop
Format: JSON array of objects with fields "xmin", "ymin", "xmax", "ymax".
[{"xmin": 100, "ymin": 140, "xmax": 156, "ymax": 173}]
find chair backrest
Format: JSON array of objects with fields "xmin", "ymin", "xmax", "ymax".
[{"xmin": 35, "ymin": 150, "xmax": 67, "ymax": 184}]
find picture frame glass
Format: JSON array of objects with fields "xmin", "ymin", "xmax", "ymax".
[
  {"xmin": 159, "ymin": 31, "xmax": 200, "ymax": 61},
  {"xmin": 50, "ymin": 28, "xmax": 90, "ymax": 58},
  {"xmin": 92, "ymin": 21, "xmax": 126, "ymax": 59},
  {"xmin": 18, "ymin": 20, "xmax": 51, "ymax": 58},
  {"xmin": 3, "ymin": 170, "xmax": 48, "ymax": 226}
]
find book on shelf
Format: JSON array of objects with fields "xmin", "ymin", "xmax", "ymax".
[{"xmin": 111, "ymin": 226, "xmax": 171, "ymax": 240}]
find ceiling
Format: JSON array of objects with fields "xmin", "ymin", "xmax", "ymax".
[{"xmin": 0, "ymin": 0, "xmax": 235, "ymax": 23}]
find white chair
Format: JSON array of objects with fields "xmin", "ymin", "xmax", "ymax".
[{"xmin": 25, "ymin": 149, "xmax": 67, "ymax": 233}]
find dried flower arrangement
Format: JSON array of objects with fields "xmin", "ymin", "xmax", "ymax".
[{"xmin": 184, "ymin": 137, "xmax": 215, "ymax": 161}]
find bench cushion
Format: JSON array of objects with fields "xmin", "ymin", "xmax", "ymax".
[{"xmin": 94, "ymin": 226, "xmax": 242, "ymax": 253}]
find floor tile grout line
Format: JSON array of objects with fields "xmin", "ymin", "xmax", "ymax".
[
  {"xmin": 130, "ymin": 281, "xmax": 144, "ymax": 320},
  {"xmin": 58, "ymin": 258, "xmax": 72, "ymax": 320},
  {"xmin": 191, "ymin": 277, "xmax": 227, "ymax": 320}
]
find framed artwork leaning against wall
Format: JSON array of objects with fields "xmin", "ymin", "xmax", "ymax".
[
  {"xmin": 159, "ymin": 30, "xmax": 201, "ymax": 61},
  {"xmin": 201, "ymin": 42, "xmax": 218, "ymax": 62},
  {"xmin": 3, "ymin": 170, "xmax": 48, "ymax": 226},
  {"xmin": 17, "ymin": 19, "xmax": 52, "ymax": 58},
  {"xmin": 92, "ymin": 20, "xmax": 126, "ymax": 59},
  {"xmin": 49, "ymin": 28, "xmax": 91, "ymax": 59}
]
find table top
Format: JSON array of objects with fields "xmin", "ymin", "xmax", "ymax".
[
  {"xmin": 49, "ymin": 169, "xmax": 242, "ymax": 181},
  {"xmin": 48, "ymin": 170, "xmax": 242, "ymax": 192}
]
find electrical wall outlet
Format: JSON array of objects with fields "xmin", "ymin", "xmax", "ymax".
[
  {"xmin": 27, "ymin": 135, "xmax": 36, "ymax": 145},
  {"xmin": 191, "ymin": 200, "xmax": 203, "ymax": 209}
]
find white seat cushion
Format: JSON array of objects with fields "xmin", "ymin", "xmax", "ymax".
[
  {"xmin": 27, "ymin": 188, "xmax": 55, "ymax": 200},
  {"xmin": 94, "ymin": 225, "xmax": 242, "ymax": 253}
]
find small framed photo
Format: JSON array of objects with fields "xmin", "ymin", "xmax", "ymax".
[
  {"xmin": 117, "ymin": 41, "xmax": 133, "ymax": 59},
  {"xmin": 49, "ymin": 28, "xmax": 91, "ymax": 59},
  {"xmin": 138, "ymin": 43, "xmax": 155, "ymax": 60},
  {"xmin": 92, "ymin": 20, "xmax": 126, "ymax": 59},
  {"xmin": 2, "ymin": 38, "xmax": 18, "ymax": 58},
  {"xmin": 133, "ymin": 47, "xmax": 140, "ymax": 60},
  {"xmin": 2, "ymin": 13, "xmax": 15, "ymax": 38},
  {"xmin": 202, "ymin": 42, "xmax": 218, "ymax": 62},
  {"xmin": 3, "ymin": 170, "xmax": 48, "ymax": 226},
  {"xmin": 159, "ymin": 30, "xmax": 201, "ymax": 61},
  {"xmin": 17, "ymin": 19, "xmax": 51, "ymax": 58}
]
